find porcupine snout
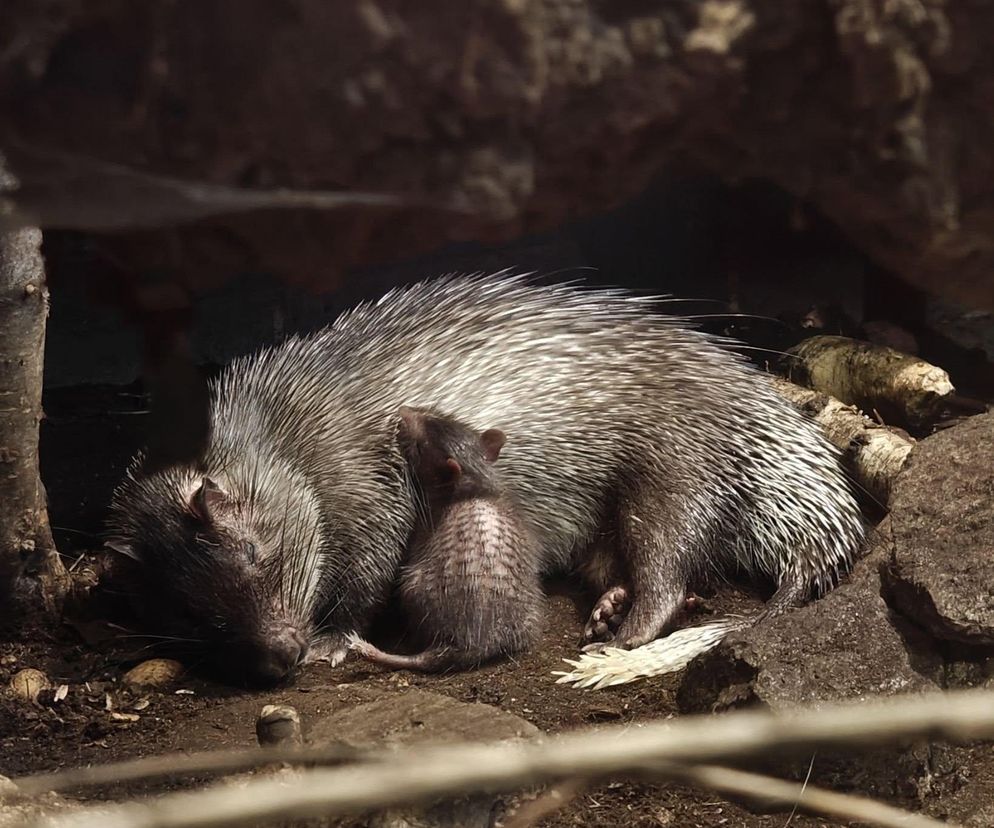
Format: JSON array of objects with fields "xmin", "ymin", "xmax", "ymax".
[{"xmin": 242, "ymin": 625, "xmax": 310, "ymax": 686}]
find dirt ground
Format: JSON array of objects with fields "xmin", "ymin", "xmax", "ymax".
[
  {"xmin": 1, "ymin": 586, "xmax": 839, "ymax": 828},
  {"xmin": 0, "ymin": 385, "xmax": 945, "ymax": 827}
]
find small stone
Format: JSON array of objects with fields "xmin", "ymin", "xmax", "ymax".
[
  {"xmin": 122, "ymin": 659, "xmax": 184, "ymax": 689},
  {"xmin": 651, "ymin": 806, "xmax": 676, "ymax": 825},
  {"xmin": 256, "ymin": 704, "xmax": 303, "ymax": 747},
  {"xmin": 8, "ymin": 669, "xmax": 51, "ymax": 702}
]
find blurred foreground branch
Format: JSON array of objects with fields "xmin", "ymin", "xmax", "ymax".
[{"xmin": 21, "ymin": 688, "xmax": 994, "ymax": 828}]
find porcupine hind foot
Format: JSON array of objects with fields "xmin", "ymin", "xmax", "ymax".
[
  {"xmin": 587, "ymin": 502, "xmax": 693, "ymax": 652},
  {"xmin": 583, "ymin": 588, "xmax": 707, "ymax": 650},
  {"xmin": 582, "ymin": 586, "xmax": 630, "ymax": 648}
]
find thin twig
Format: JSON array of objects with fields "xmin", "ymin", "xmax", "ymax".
[
  {"xmin": 25, "ymin": 688, "xmax": 994, "ymax": 828},
  {"xmin": 783, "ymin": 752, "xmax": 816, "ymax": 827}
]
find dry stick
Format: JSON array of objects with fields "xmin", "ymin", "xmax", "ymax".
[
  {"xmin": 28, "ymin": 688, "xmax": 994, "ymax": 828},
  {"xmin": 783, "ymin": 335, "xmax": 955, "ymax": 430},
  {"xmin": 653, "ymin": 763, "xmax": 954, "ymax": 828},
  {"xmin": 771, "ymin": 376, "xmax": 913, "ymax": 507},
  {"xmin": 496, "ymin": 766, "xmax": 939, "ymax": 828}
]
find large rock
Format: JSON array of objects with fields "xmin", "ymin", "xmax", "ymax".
[
  {"xmin": 308, "ymin": 686, "xmax": 539, "ymax": 749},
  {"xmin": 306, "ymin": 688, "xmax": 542, "ymax": 828},
  {"xmin": 677, "ymin": 546, "xmax": 942, "ymax": 714},
  {"xmin": 882, "ymin": 412, "xmax": 994, "ymax": 646},
  {"xmin": 2, "ymin": 1, "xmax": 994, "ymax": 310},
  {"xmin": 677, "ymin": 543, "xmax": 944, "ymax": 801}
]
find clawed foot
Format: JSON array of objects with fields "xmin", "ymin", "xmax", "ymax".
[
  {"xmin": 580, "ymin": 589, "xmax": 703, "ymax": 653},
  {"xmin": 305, "ymin": 634, "xmax": 350, "ymax": 667},
  {"xmin": 683, "ymin": 591, "xmax": 704, "ymax": 613},
  {"xmin": 581, "ymin": 585, "xmax": 631, "ymax": 649}
]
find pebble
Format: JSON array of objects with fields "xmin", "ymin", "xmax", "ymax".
[
  {"xmin": 256, "ymin": 704, "xmax": 303, "ymax": 747},
  {"xmin": 8, "ymin": 669, "xmax": 50, "ymax": 702},
  {"xmin": 122, "ymin": 659, "xmax": 184, "ymax": 689}
]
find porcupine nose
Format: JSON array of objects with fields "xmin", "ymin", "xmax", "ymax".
[{"xmin": 249, "ymin": 629, "xmax": 308, "ymax": 686}]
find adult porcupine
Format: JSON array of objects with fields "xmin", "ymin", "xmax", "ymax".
[
  {"xmin": 106, "ymin": 273, "xmax": 864, "ymax": 686},
  {"xmin": 350, "ymin": 405, "xmax": 543, "ymax": 673}
]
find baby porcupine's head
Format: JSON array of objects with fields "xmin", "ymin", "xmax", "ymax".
[
  {"xmin": 105, "ymin": 461, "xmax": 325, "ymax": 686},
  {"xmin": 397, "ymin": 405, "xmax": 506, "ymax": 508}
]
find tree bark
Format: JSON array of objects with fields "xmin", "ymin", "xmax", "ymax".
[{"xmin": 0, "ymin": 223, "xmax": 67, "ymax": 625}]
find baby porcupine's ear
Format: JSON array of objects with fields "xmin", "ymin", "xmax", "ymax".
[
  {"xmin": 480, "ymin": 429, "xmax": 506, "ymax": 463},
  {"xmin": 444, "ymin": 457, "xmax": 463, "ymax": 481},
  {"xmin": 189, "ymin": 477, "xmax": 230, "ymax": 522}
]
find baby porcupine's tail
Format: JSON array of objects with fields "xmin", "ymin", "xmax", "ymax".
[{"xmin": 553, "ymin": 572, "xmax": 815, "ymax": 690}]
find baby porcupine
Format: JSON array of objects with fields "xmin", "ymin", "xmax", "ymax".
[{"xmin": 351, "ymin": 406, "xmax": 543, "ymax": 672}]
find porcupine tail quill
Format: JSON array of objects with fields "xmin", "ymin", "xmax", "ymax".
[{"xmin": 553, "ymin": 619, "xmax": 741, "ymax": 689}]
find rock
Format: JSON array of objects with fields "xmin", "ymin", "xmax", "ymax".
[
  {"xmin": 7, "ymin": 668, "xmax": 50, "ymax": 702},
  {"xmin": 911, "ymin": 742, "xmax": 994, "ymax": 827},
  {"xmin": 677, "ymin": 542, "xmax": 944, "ymax": 800},
  {"xmin": 0, "ymin": 779, "xmax": 108, "ymax": 828},
  {"xmin": 309, "ymin": 687, "xmax": 539, "ymax": 749},
  {"xmin": 121, "ymin": 658, "xmax": 184, "ymax": 689},
  {"xmin": 882, "ymin": 412, "xmax": 994, "ymax": 646},
  {"xmin": 2, "ymin": 1, "xmax": 994, "ymax": 313},
  {"xmin": 308, "ymin": 687, "xmax": 541, "ymax": 828},
  {"xmin": 678, "ymin": 545, "xmax": 942, "ymax": 714}
]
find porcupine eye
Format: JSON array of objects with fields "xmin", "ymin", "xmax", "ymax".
[{"xmin": 244, "ymin": 541, "xmax": 257, "ymax": 564}]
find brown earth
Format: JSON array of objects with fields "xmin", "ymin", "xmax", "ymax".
[{"xmin": 0, "ymin": 582, "xmax": 833, "ymax": 828}]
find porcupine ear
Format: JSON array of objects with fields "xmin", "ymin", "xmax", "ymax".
[
  {"xmin": 105, "ymin": 538, "xmax": 139, "ymax": 561},
  {"xmin": 396, "ymin": 405, "xmax": 425, "ymax": 443},
  {"xmin": 189, "ymin": 477, "xmax": 229, "ymax": 522},
  {"xmin": 480, "ymin": 429, "xmax": 506, "ymax": 463}
]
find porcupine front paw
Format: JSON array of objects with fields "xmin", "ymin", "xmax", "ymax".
[
  {"xmin": 305, "ymin": 634, "xmax": 351, "ymax": 667},
  {"xmin": 581, "ymin": 585, "xmax": 631, "ymax": 650}
]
